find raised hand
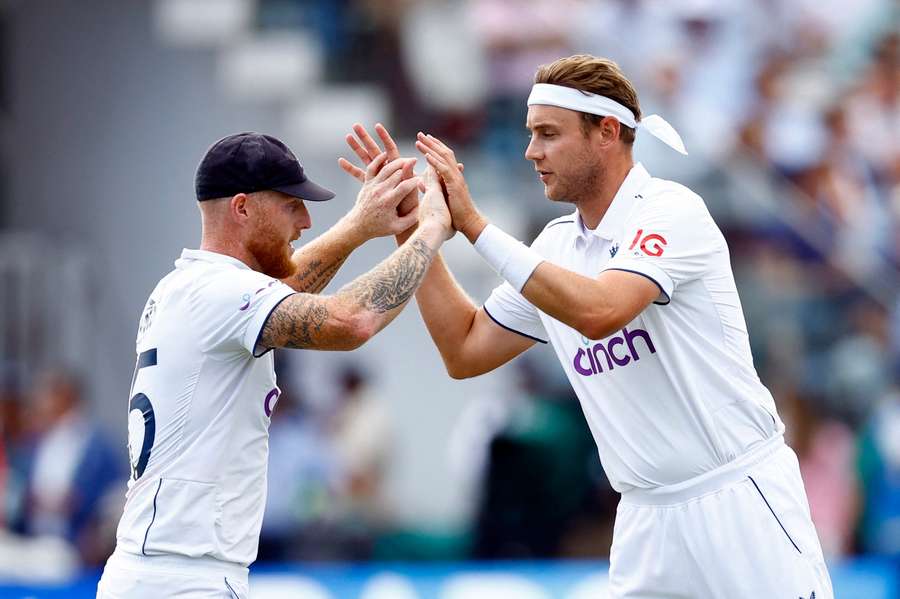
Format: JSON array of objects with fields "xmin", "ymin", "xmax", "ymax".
[
  {"xmin": 415, "ymin": 132, "xmax": 487, "ymax": 243},
  {"xmin": 417, "ymin": 165, "xmax": 454, "ymax": 242},
  {"xmin": 339, "ymin": 123, "xmax": 419, "ymax": 218},
  {"xmin": 344, "ymin": 152, "xmax": 420, "ymax": 241}
]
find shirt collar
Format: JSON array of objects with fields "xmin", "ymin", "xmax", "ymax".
[
  {"xmin": 574, "ymin": 162, "xmax": 651, "ymax": 245},
  {"xmin": 176, "ymin": 248, "xmax": 252, "ymax": 270}
]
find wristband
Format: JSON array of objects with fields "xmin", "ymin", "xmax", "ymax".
[{"xmin": 473, "ymin": 224, "xmax": 544, "ymax": 292}]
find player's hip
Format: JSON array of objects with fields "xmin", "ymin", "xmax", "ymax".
[
  {"xmin": 610, "ymin": 439, "xmax": 832, "ymax": 598},
  {"xmin": 97, "ymin": 548, "xmax": 249, "ymax": 598}
]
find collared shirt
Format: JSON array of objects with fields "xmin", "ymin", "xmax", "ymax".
[
  {"xmin": 484, "ymin": 164, "xmax": 783, "ymax": 492},
  {"xmin": 114, "ymin": 249, "xmax": 294, "ymax": 566}
]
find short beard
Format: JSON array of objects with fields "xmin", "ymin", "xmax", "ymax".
[
  {"xmin": 246, "ymin": 228, "xmax": 297, "ymax": 279},
  {"xmin": 547, "ymin": 153, "xmax": 604, "ymax": 205}
]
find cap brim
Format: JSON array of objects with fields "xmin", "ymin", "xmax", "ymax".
[{"xmin": 272, "ymin": 178, "xmax": 335, "ymax": 202}]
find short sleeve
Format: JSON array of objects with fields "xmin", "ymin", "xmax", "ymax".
[
  {"xmin": 189, "ymin": 269, "xmax": 295, "ymax": 357},
  {"xmin": 603, "ymin": 192, "xmax": 720, "ymax": 304},
  {"xmin": 483, "ymin": 282, "xmax": 548, "ymax": 343}
]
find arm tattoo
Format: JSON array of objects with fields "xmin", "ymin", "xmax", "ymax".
[
  {"xmin": 260, "ymin": 237, "xmax": 436, "ymax": 350},
  {"xmin": 341, "ymin": 238, "xmax": 434, "ymax": 313},
  {"xmin": 291, "ymin": 257, "xmax": 347, "ymax": 294},
  {"xmin": 259, "ymin": 294, "xmax": 329, "ymax": 349}
]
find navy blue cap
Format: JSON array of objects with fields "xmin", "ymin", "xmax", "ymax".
[{"xmin": 195, "ymin": 132, "xmax": 335, "ymax": 202}]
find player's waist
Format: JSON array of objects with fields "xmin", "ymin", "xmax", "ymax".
[
  {"xmin": 107, "ymin": 547, "xmax": 249, "ymax": 581},
  {"xmin": 620, "ymin": 434, "xmax": 785, "ymax": 506}
]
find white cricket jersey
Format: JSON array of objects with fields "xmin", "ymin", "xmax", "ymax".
[
  {"xmin": 113, "ymin": 249, "xmax": 295, "ymax": 567},
  {"xmin": 484, "ymin": 163, "xmax": 783, "ymax": 493}
]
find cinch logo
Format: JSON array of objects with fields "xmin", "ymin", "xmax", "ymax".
[{"xmin": 572, "ymin": 327, "xmax": 656, "ymax": 376}]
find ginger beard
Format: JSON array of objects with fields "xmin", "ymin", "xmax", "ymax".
[{"xmin": 245, "ymin": 203, "xmax": 298, "ymax": 279}]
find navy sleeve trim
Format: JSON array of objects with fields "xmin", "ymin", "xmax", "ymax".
[
  {"xmin": 225, "ymin": 577, "xmax": 239, "ymax": 599},
  {"xmin": 142, "ymin": 478, "xmax": 163, "ymax": 555},
  {"xmin": 603, "ymin": 268, "xmax": 671, "ymax": 305},
  {"xmin": 483, "ymin": 305, "xmax": 548, "ymax": 344},
  {"xmin": 252, "ymin": 293, "xmax": 295, "ymax": 358}
]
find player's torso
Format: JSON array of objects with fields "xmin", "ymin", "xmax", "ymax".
[
  {"xmin": 535, "ymin": 204, "xmax": 781, "ymax": 490},
  {"xmin": 116, "ymin": 264, "xmax": 281, "ymax": 564}
]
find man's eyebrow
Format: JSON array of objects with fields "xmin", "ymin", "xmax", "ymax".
[{"xmin": 526, "ymin": 122, "xmax": 556, "ymax": 131}]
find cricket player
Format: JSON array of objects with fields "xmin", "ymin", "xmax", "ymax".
[
  {"xmin": 342, "ymin": 56, "xmax": 834, "ymax": 598},
  {"xmin": 96, "ymin": 132, "xmax": 453, "ymax": 598}
]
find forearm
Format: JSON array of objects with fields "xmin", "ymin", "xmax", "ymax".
[
  {"xmin": 413, "ymin": 253, "xmax": 481, "ymax": 371},
  {"xmin": 469, "ymin": 225, "xmax": 623, "ymax": 340},
  {"xmin": 521, "ymin": 262, "xmax": 619, "ymax": 339},
  {"xmin": 335, "ymin": 223, "xmax": 445, "ymax": 339},
  {"xmin": 282, "ymin": 216, "xmax": 365, "ymax": 293}
]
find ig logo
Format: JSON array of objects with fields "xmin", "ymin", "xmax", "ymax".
[{"xmin": 628, "ymin": 229, "xmax": 667, "ymax": 257}]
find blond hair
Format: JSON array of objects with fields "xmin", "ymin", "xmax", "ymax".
[{"xmin": 534, "ymin": 55, "xmax": 641, "ymax": 144}]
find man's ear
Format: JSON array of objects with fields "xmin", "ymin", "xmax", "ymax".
[
  {"xmin": 230, "ymin": 193, "xmax": 250, "ymax": 221},
  {"xmin": 595, "ymin": 115, "xmax": 621, "ymax": 148}
]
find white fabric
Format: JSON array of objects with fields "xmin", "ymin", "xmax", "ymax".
[
  {"xmin": 483, "ymin": 163, "xmax": 784, "ymax": 492},
  {"xmin": 98, "ymin": 549, "xmax": 249, "ymax": 598},
  {"xmin": 610, "ymin": 440, "xmax": 833, "ymax": 598},
  {"xmin": 109, "ymin": 249, "xmax": 295, "ymax": 569},
  {"xmin": 527, "ymin": 83, "xmax": 688, "ymax": 155},
  {"xmin": 473, "ymin": 224, "xmax": 545, "ymax": 292}
]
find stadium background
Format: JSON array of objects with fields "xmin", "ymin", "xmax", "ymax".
[{"xmin": 0, "ymin": 0, "xmax": 897, "ymax": 597}]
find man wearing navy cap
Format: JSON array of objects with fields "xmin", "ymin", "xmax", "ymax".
[{"xmin": 96, "ymin": 132, "xmax": 453, "ymax": 598}]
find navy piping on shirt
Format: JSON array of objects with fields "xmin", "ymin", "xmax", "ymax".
[
  {"xmin": 141, "ymin": 478, "xmax": 163, "ymax": 555},
  {"xmin": 483, "ymin": 305, "xmax": 548, "ymax": 344},
  {"xmin": 603, "ymin": 268, "xmax": 671, "ymax": 305},
  {"xmin": 253, "ymin": 293, "xmax": 294, "ymax": 358},
  {"xmin": 544, "ymin": 219, "xmax": 575, "ymax": 230}
]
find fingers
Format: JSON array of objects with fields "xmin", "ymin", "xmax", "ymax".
[
  {"xmin": 353, "ymin": 123, "xmax": 383, "ymax": 161},
  {"xmin": 423, "ymin": 151, "xmax": 455, "ymax": 180},
  {"xmin": 416, "ymin": 132, "xmax": 456, "ymax": 162},
  {"xmin": 389, "ymin": 177, "xmax": 421, "ymax": 207},
  {"xmin": 421, "ymin": 164, "xmax": 441, "ymax": 189},
  {"xmin": 364, "ymin": 152, "xmax": 389, "ymax": 181},
  {"xmin": 338, "ymin": 157, "xmax": 366, "ymax": 183},
  {"xmin": 373, "ymin": 157, "xmax": 415, "ymax": 184},
  {"xmin": 345, "ymin": 134, "xmax": 371, "ymax": 165},
  {"xmin": 374, "ymin": 123, "xmax": 399, "ymax": 157}
]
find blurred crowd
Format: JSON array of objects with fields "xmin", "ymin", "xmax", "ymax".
[{"xmin": 1, "ymin": 0, "xmax": 898, "ymax": 578}]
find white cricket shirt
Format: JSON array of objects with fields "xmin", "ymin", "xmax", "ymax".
[
  {"xmin": 114, "ymin": 249, "xmax": 295, "ymax": 566},
  {"xmin": 484, "ymin": 164, "xmax": 783, "ymax": 492}
]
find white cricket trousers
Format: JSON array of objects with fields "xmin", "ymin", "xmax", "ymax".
[
  {"xmin": 96, "ymin": 548, "xmax": 249, "ymax": 598},
  {"xmin": 609, "ymin": 435, "xmax": 833, "ymax": 599}
]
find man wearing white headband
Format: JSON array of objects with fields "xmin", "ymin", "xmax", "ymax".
[{"xmin": 341, "ymin": 55, "xmax": 832, "ymax": 598}]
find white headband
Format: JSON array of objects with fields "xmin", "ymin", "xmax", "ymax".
[{"xmin": 527, "ymin": 83, "xmax": 687, "ymax": 155}]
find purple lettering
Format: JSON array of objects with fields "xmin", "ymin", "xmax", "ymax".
[
  {"xmin": 573, "ymin": 348, "xmax": 593, "ymax": 376},
  {"xmin": 624, "ymin": 327, "xmax": 656, "ymax": 361},
  {"xmin": 264, "ymin": 388, "xmax": 280, "ymax": 417},
  {"xmin": 571, "ymin": 327, "xmax": 657, "ymax": 377},
  {"xmin": 608, "ymin": 336, "xmax": 631, "ymax": 366},
  {"xmin": 593, "ymin": 343, "xmax": 613, "ymax": 372}
]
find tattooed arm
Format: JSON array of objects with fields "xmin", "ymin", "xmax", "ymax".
[
  {"xmin": 282, "ymin": 219, "xmax": 361, "ymax": 294},
  {"xmin": 261, "ymin": 166, "xmax": 453, "ymax": 351},
  {"xmin": 281, "ymin": 154, "xmax": 421, "ymax": 294}
]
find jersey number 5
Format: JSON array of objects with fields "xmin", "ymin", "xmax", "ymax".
[{"xmin": 128, "ymin": 348, "xmax": 157, "ymax": 481}]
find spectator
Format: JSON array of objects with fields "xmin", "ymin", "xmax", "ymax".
[{"xmin": 16, "ymin": 370, "xmax": 124, "ymax": 565}]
